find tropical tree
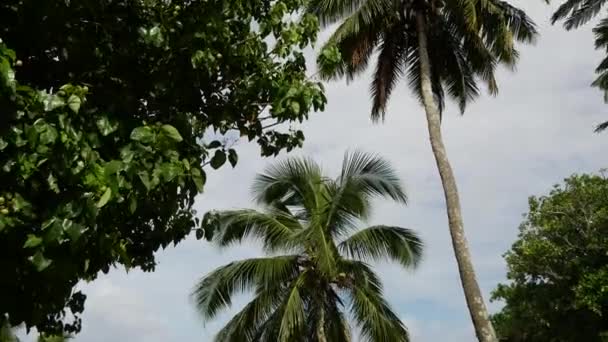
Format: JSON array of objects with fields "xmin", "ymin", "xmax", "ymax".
[
  {"xmin": 194, "ymin": 152, "xmax": 423, "ymax": 342},
  {"xmin": 491, "ymin": 173, "xmax": 608, "ymax": 341},
  {"xmin": 0, "ymin": 0, "xmax": 325, "ymax": 334},
  {"xmin": 305, "ymin": 0, "xmax": 537, "ymax": 340},
  {"xmin": 546, "ymin": 0, "xmax": 608, "ymax": 131}
]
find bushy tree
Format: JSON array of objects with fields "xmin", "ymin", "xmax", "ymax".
[
  {"xmin": 492, "ymin": 173, "xmax": 608, "ymax": 341},
  {"xmin": 0, "ymin": 0, "xmax": 325, "ymax": 335}
]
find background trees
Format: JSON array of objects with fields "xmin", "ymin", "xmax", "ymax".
[
  {"xmin": 195, "ymin": 152, "xmax": 423, "ymax": 341},
  {"xmin": 492, "ymin": 173, "xmax": 608, "ymax": 341},
  {"xmin": 0, "ymin": 0, "xmax": 325, "ymax": 335}
]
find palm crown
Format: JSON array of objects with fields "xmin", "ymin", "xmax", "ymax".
[
  {"xmin": 310, "ymin": 0, "xmax": 537, "ymax": 118},
  {"xmin": 193, "ymin": 152, "xmax": 423, "ymax": 342}
]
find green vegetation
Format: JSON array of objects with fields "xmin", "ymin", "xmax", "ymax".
[
  {"xmin": 194, "ymin": 152, "xmax": 422, "ymax": 341},
  {"xmin": 0, "ymin": 0, "xmax": 324, "ymax": 335},
  {"xmin": 306, "ymin": 0, "xmax": 536, "ymax": 340},
  {"xmin": 492, "ymin": 173, "xmax": 608, "ymax": 341},
  {"xmin": 0, "ymin": 0, "xmax": 606, "ymax": 341}
]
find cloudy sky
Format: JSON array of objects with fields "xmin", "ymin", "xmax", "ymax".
[{"xmin": 20, "ymin": 0, "xmax": 608, "ymax": 341}]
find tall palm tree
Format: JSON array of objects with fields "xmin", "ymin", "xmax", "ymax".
[
  {"xmin": 304, "ymin": 0, "xmax": 537, "ymax": 341},
  {"xmin": 193, "ymin": 152, "xmax": 423, "ymax": 342},
  {"xmin": 547, "ymin": 0, "xmax": 608, "ymax": 131}
]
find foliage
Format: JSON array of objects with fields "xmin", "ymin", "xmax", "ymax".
[
  {"xmin": 307, "ymin": 0, "xmax": 537, "ymax": 119},
  {"xmin": 547, "ymin": 0, "xmax": 608, "ymax": 131},
  {"xmin": 194, "ymin": 152, "xmax": 423, "ymax": 341},
  {"xmin": 0, "ymin": 0, "xmax": 325, "ymax": 335},
  {"xmin": 491, "ymin": 173, "xmax": 608, "ymax": 341}
]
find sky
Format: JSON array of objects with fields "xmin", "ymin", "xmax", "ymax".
[{"xmin": 19, "ymin": 1, "xmax": 608, "ymax": 341}]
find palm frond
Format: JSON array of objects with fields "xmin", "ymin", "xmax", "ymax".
[
  {"xmin": 594, "ymin": 120, "xmax": 608, "ymax": 132},
  {"xmin": 491, "ymin": 0, "xmax": 538, "ymax": 43},
  {"xmin": 193, "ymin": 255, "xmax": 300, "ymax": 320},
  {"xmin": 429, "ymin": 17, "xmax": 480, "ymax": 113},
  {"xmin": 554, "ymin": 0, "xmax": 607, "ymax": 29},
  {"xmin": 213, "ymin": 209, "xmax": 303, "ymax": 252},
  {"xmin": 348, "ymin": 283, "xmax": 409, "ymax": 342},
  {"xmin": 252, "ymin": 156, "xmax": 323, "ymax": 216},
  {"xmin": 339, "ymin": 151, "xmax": 407, "ymax": 203},
  {"xmin": 278, "ymin": 275, "xmax": 307, "ymax": 341},
  {"xmin": 339, "ymin": 225, "xmax": 423, "ymax": 268},
  {"xmin": 214, "ymin": 287, "xmax": 286, "ymax": 342},
  {"xmin": 315, "ymin": 0, "xmax": 395, "ymax": 81},
  {"xmin": 371, "ymin": 23, "xmax": 410, "ymax": 120},
  {"xmin": 306, "ymin": 0, "xmax": 394, "ymax": 27}
]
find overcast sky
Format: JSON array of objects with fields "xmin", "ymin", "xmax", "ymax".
[{"xmin": 20, "ymin": 0, "xmax": 608, "ymax": 341}]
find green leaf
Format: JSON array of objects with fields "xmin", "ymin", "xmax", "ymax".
[
  {"xmin": 30, "ymin": 251, "xmax": 52, "ymax": 272},
  {"xmin": 0, "ymin": 137, "xmax": 8, "ymax": 151},
  {"xmin": 228, "ymin": 149, "xmax": 238, "ymax": 167},
  {"xmin": 23, "ymin": 234, "xmax": 43, "ymax": 248},
  {"xmin": 39, "ymin": 126, "xmax": 58, "ymax": 145},
  {"xmin": 130, "ymin": 126, "xmax": 155, "ymax": 143},
  {"xmin": 96, "ymin": 188, "xmax": 112, "ymax": 208},
  {"xmin": 161, "ymin": 124, "xmax": 183, "ymax": 142},
  {"xmin": 192, "ymin": 168, "xmax": 206, "ymax": 192},
  {"xmin": 129, "ymin": 196, "xmax": 137, "ymax": 213},
  {"xmin": 67, "ymin": 94, "xmax": 81, "ymax": 113},
  {"xmin": 104, "ymin": 160, "xmax": 123, "ymax": 175},
  {"xmin": 290, "ymin": 101, "xmax": 300, "ymax": 115},
  {"xmin": 96, "ymin": 117, "xmax": 119, "ymax": 136},
  {"xmin": 138, "ymin": 172, "xmax": 152, "ymax": 190},
  {"xmin": 210, "ymin": 150, "xmax": 226, "ymax": 169}
]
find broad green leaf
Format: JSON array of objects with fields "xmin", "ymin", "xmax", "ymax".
[
  {"xmin": 129, "ymin": 196, "xmax": 137, "ymax": 213},
  {"xmin": 30, "ymin": 251, "xmax": 52, "ymax": 272},
  {"xmin": 210, "ymin": 150, "xmax": 226, "ymax": 169},
  {"xmin": 0, "ymin": 138, "xmax": 8, "ymax": 150},
  {"xmin": 138, "ymin": 172, "xmax": 152, "ymax": 190},
  {"xmin": 104, "ymin": 160, "xmax": 122, "ymax": 175},
  {"xmin": 96, "ymin": 188, "xmax": 112, "ymax": 208},
  {"xmin": 39, "ymin": 126, "xmax": 58, "ymax": 145},
  {"xmin": 67, "ymin": 94, "xmax": 81, "ymax": 113},
  {"xmin": 130, "ymin": 126, "xmax": 155, "ymax": 143},
  {"xmin": 192, "ymin": 168, "xmax": 206, "ymax": 192},
  {"xmin": 96, "ymin": 117, "xmax": 119, "ymax": 136},
  {"xmin": 290, "ymin": 101, "xmax": 300, "ymax": 115},
  {"xmin": 23, "ymin": 234, "xmax": 43, "ymax": 248},
  {"xmin": 161, "ymin": 124, "xmax": 183, "ymax": 142}
]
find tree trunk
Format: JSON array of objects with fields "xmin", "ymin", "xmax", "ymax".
[
  {"xmin": 316, "ymin": 308, "xmax": 327, "ymax": 342},
  {"xmin": 415, "ymin": 12, "xmax": 498, "ymax": 342}
]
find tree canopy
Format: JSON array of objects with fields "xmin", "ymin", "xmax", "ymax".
[
  {"xmin": 0, "ymin": 0, "xmax": 325, "ymax": 335},
  {"xmin": 195, "ymin": 152, "xmax": 423, "ymax": 341},
  {"xmin": 492, "ymin": 173, "xmax": 608, "ymax": 341}
]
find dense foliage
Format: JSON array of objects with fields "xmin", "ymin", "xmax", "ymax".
[
  {"xmin": 0, "ymin": 0, "xmax": 325, "ymax": 335},
  {"xmin": 195, "ymin": 152, "xmax": 423, "ymax": 341},
  {"xmin": 492, "ymin": 173, "xmax": 608, "ymax": 341}
]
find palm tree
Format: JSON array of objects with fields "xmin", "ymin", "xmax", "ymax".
[
  {"xmin": 193, "ymin": 152, "xmax": 423, "ymax": 342},
  {"xmin": 548, "ymin": 0, "xmax": 608, "ymax": 131},
  {"xmin": 304, "ymin": 0, "xmax": 537, "ymax": 341}
]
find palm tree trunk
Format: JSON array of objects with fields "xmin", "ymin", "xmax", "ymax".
[
  {"xmin": 316, "ymin": 308, "xmax": 327, "ymax": 342},
  {"xmin": 415, "ymin": 12, "xmax": 497, "ymax": 342}
]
